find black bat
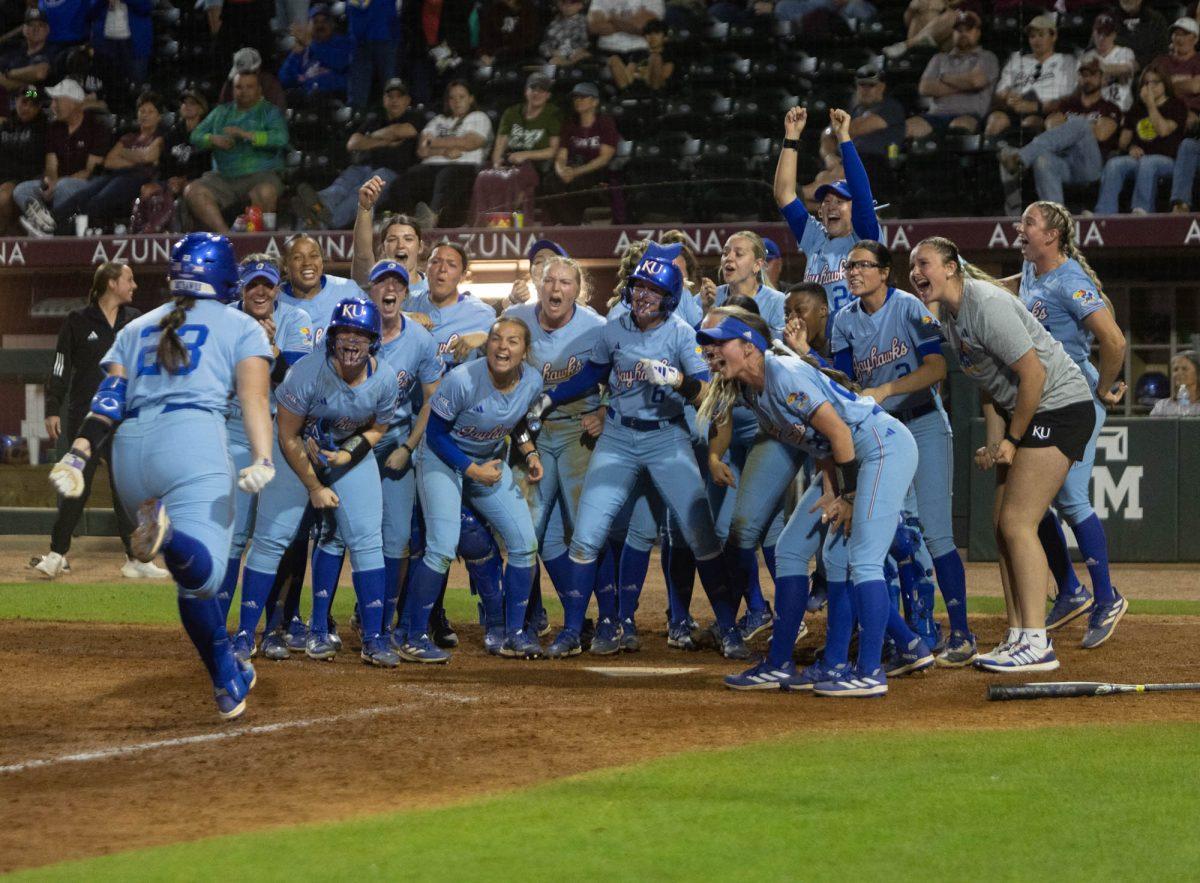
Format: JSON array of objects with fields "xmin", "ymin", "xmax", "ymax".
[{"xmin": 988, "ymin": 681, "xmax": 1200, "ymax": 701}]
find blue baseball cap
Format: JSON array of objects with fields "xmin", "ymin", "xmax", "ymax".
[
  {"xmin": 762, "ymin": 237, "xmax": 781, "ymax": 261},
  {"xmin": 528, "ymin": 238, "xmax": 568, "ymax": 261},
  {"xmin": 369, "ymin": 259, "xmax": 409, "ymax": 286},
  {"xmin": 239, "ymin": 260, "xmax": 280, "ymax": 289},
  {"xmin": 696, "ymin": 316, "xmax": 769, "ymax": 352},
  {"xmin": 814, "ymin": 180, "xmax": 852, "ymax": 202}
]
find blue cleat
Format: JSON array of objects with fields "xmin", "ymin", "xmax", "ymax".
[
  {"xmin": 1046, "ymin": 586, "xmax": 1094, "ymax": 631},
  {"xmin": 397, "ymin": 633, "xmax": 451, "ymax": 664},
  {"xmin": 787, "ymin": 660, "xmax": 850, "ymax": 692},
  {"xmin": 484, "ymin": 624, "xmax": 506, "ymax": 656},
  {"xmin": 526, "ymin": 606, "xmax": 550, "ymax": 637},
  {"xmin": 738, "ymin": 603, "xmax": 774, "ymax": 641},
  {"xmin": 327, "ymin": 617, "xmax": 343, "ymax": 652},
  {"xmin": 589, "ymin": 618, "xmax": 621, "ymax": 655},
  {"xmin": 500, "ymin": 629, "xmax": 543, "ymax": 659},
  {"xmin": 884, "ymin": 638, "xmax": 935, "ymax": 677},
  {"xmin": 286, "ymin": 617, "xmax": 308, "ymax": 653},
  {"xmin": 720, "ymin": 627, "xmax": 751, "ymax": 660},
  {"xmin": 935, "ymin": 630, "xmax": 978, "ymax": 667},
  {"xmin": 546, "ymin": 628, "xmax": 582, "ymax": 658},
  {"xmin": 1081, "ymin": 592, "xmax": 1128, "ymax": 649},
  {"xmin": 231, "ymin": 629, "xmax": 255, "ymax": 663},
  {"xmin": 619, "ymin": 618, "xmax": 640, "ymax": 652},
  {"xmin": 305, "ymin": 631, "xmax": 338, "ymax": 661},
  {"xmin": 260, "ymin": 630, "xmax": 290, "ymax": 661},
  {"xmin": 361, "ymin": 636, "xmax": 400, "ymax": 668},
  {"xmin": 237, "ymin": 657, "xmax": 257, "ymax": 693},
  {"xmin": 813, "ymin": 666, "xmax": 889, "ymax": 698},
  {"xmin": 430, "ymin": 608, "xmax": 459, "ymax": 648},
  {"xmin": 724, "ymin": 658, "xmax": 800, "ymax": 691},
  {"xmin": 388, "ymin": 628, "xmax": 408, "ymax": 652},
  {"xmin": 667, "ymin": 620, "xmax": 699, "ymax": 651}
]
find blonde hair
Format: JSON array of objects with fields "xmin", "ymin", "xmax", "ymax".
[
  {"xmin": 609, "ymin": 239, "xmax": 652, "ymax": 309},
  {"xmin": 724, "ymin": 231, "xmax": 769, "ymax": 287},
  {"xmin": 914, "ymin": 236, "xmax": 1007, "ymax": 290},
  {"xmin": 541, "ymin": 254, "xmax": 591, "ymax": 305},
  {"xmin": 660, "ymin": 230, "xmax": 700, "ymax": 290},
  {"xmin": 1030, "ymin": 200, "xmax": 1105, "ymax": 297}
]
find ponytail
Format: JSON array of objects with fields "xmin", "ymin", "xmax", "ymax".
[
  {"xmin": 90, "ymin": 261, "xmax": 127, "ymax": 305},
  {"xmin": 157, "ymin": 296, "xmax": 195, "ymax": 374},
  {"xmin": 1031, "ymin": 200, "xmax": 1106, "ymax": 301},
  {"xmin": 916, "ymin": 235, "xmax": 1007, "ymax": 291}
]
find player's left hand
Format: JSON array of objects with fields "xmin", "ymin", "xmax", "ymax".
[
  {"xmin": 238, "ymin": 458, "xmax": 275, "ymax": 493},
  {"xmin": 385, "ymin": 445, "xmax": 411, "ymax": 473},
  {"xmin": 1099, "ymin": 381, "xmax": 1127, "ymax": 408},
  {"xmin": 49, "ymin": 449, "xmax": 88, "ymax": 498},
  {"xmin": 829, "ymin": 108, "xmax": 851, "ymax": 140},
  {"xmin": 640, "ymin": 358, "xmax": 681, "ymax": 388},
  {"xmin": 821, "ymin": 495, "xmax": 854, "ymax": 536},
  {"xmin": 452, "ymin": 331, "xmax": 487, "ymax": 363},
  {"xmin": 526, "ymin": 453, "xmax": 543, "ymax": 482},
  {"xmin": 974, "ymin": 445, "xmax": 994, "ymax": 470},
  {"xmin": 580, "ymin": 407, "xmax": 605, "ymax": 438},
  {"xmin": 991, "ymin": 438, "xmax": 1016, "ymax": 466}
]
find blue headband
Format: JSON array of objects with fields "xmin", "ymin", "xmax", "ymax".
[{"xmin": 695, "ymin": 316, "xmax": 769, "ymax": 352}]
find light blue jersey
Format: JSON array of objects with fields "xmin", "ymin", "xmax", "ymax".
[
  {"xmin": 503, "ymin": 301, "xmax": 606, "ymax": 418},
  {"xmin": 741, "ymin": 352, "xmax": 838, "ymax": 459},
  {"xmin": 593, "ymin": 311, "xmax": 708, "ymax": 422},
  {"xmin": 378, "ymin": 317, "xmax": 441, "ymax": 429},
  {"xmin": 676, "ymin": 289, "xmax": 703, "ymax": 328},
  {"xmin": 276, "ymin": 350, "xmax": 398, "ymax": 442},
  {"xmin": 278, "ymin": 274, "xmax": 364, "ymax": 347},
  {"xmin": 1019, "ymin": 258, "xmax": 1104, "ymax": 389},
  {"xmin": 784, "ymin": 204, "xmax": 856, "ymax": 315},
  {"xmin": 830, "ymin": 288, "xmax": 945, "ymax": 414},
  {"xmin": 102, "ymin": 299, "xmax": 271, "ymax": 413},
  {"xmin": 714, "ymin": 283, "xmax": 787, "ymax": 338},
  {"xmin": 409, "ymin": 274, "xmax": 429, "ymax": 299},
  {"xmin": 428, "ymin": 358, "xmax": 545, "ymax": 461},
  {"xmin": 402, "ymin": 290, "xmax": 497, "ymax": 370},
  {"xmin": 227, "ymin": 300, "xmax": 314, "ymax": 442}
]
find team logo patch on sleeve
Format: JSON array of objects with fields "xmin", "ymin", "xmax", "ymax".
[
  {"xmin": 1072, "ymin": 289, "xmax": 1101, "ymax": 306},
  {"xmin": 786, "ymin": 391, "xmax": 809, "ymax": 407}
]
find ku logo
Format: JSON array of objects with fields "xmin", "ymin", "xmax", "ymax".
[
  {"xmin": 1031, "ymin": 425, "xmax": 1050, "ymax": 441},
  {"xmin": 341, "ymin": 302, "xmax": 368, "ymax": 319}
]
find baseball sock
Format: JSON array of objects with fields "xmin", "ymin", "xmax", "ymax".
[
  {"xmin": 217, "ymin": 556, "xmax": 240, "ymax": 621},
  {"xmin": 617, "ymin": 544, "xmax": 650, "ymax": 622},
  {"xmin": 767, "ymin": 574, "xmax": 809, "ymax": 667},
  {"xmin": 594, "ymin": 548, "xmax": 619, "ymax": 623},
  {"xmin": 541, "ymin": 553, "xmax": 573, "ymax": 613},
  {"xmin": 736, "ymin": 546, "xmax": 768, "ymax": 613},
  {"xmin": 404, "ymin": 559, "xmax": 446, "ymax": 636},
  {"xmin": 177, "ymin": 594, "xmax": 239, "ymax": 688},
  {"xmin": 1070, "ymin": 513, "xmax": 1115, "ymax": 605},
  {"xmin": 1038, "ymin": 511, "xmax": 1082, "ymax": 595},
  {"xmin": 237, "ymin": 568, "xmax": 276, "ymax": 639},
  {"xmin": 665, "ymin": 540, "xmax": 697, "ymax": 624},
  {"xmin": 525, "ymin": 564, "xmax": 544, "ymax": 626},
  {"xmin": 853, "ymin": 579, "xmax": 890, "ymax": 674},
  {"xmin": 468, "ymin": 554, "xmax": 504, "ymax": 629},
  {"xmin": 695, "ymin": 555, "xmax": 736, "ymax": 631},
  {"xmin": 162, "ymin": 529, "xmax": 212, "ymax": 591},
  {"xmin": 503, "ymin": 564, "xmax": 535, "ymax": 635},
  {"xmin": 560, "ymin": 559, "xmax": 596, "ymax": 633},
  {"xmin": 932, "ymin": 550, "xmax": 970, "ymax": 634},
  {"xmin": 824, "ymin": 580, "xmax": 853, "ymax": 667},
  {"xmin": 382, "ymin": 555, "xmax": 405, "ymax": 635},
  {"xmin": 309, "ymin": 547, "xmax": 342, "ymax": 635},
  {"xmin": 885, "ymin": 602, "xmax": 921, "ymax": 648},
  {"xmin": 762, "ymin": 544, "xmax": 777, "ymax": 581},
  {"xmin": 352, "ymin": 568, "xmax": 385, "ymax": 639}
]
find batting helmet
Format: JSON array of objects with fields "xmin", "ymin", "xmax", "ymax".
[
  {"xmin": 1135, "ymin": 371, "xmax": 1170, "ymax": 406},
  {"xmin": 325, "ymin": 297, "xmax": 382, "ymax": 355},
  {"xmin": 169, "ymin": 232, "xmax": 240, "ymax": 302},
  {"xmin": 623, "ymin": 241, "xmax": 684, "ymax": 314}
]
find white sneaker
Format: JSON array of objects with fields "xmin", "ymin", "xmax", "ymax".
[
  {"xmin": 31, "ymin": 551, "xmax": 68, "ymax": 579},
  {"xmin": 975, "ymin": 641, "xmax": 1060, "ymax": 673},
  {"xmin": 973, "ymin": 639, "xmax": 1014, "ymax": 667},
  {"xmin": 122, "ymin": 557, "xmax": 171, "ymax": 579}
]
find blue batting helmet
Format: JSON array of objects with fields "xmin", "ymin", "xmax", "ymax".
[
  {"xmin": 169, "ymin": 232, "xmax": 240, "ymax": 302},
  {"xmin": 623, "ymin": 241, "xmax": 684, "ymax": 314},
  {"xmin": 1135, "ymin": 371, "xmax": 1169, "ymax": 406},
  {"xmin": 325, "ymin": 297, "xmax": 382, "ymax": 355}
]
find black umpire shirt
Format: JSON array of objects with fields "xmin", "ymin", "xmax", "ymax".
[{"xmin": 45, "ymin": 303, "xmax": 141, "ymax": 436}]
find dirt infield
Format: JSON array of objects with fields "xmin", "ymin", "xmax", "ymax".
[{"xmin": 3, "ymin": 602, "xmax": 1199, "ymax": 874}]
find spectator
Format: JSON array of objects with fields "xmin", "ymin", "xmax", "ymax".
[
  {"xmin": 1153, "ymin": 17, "xmax": 1200, "ymax": 123},
  {"xmin": 999, "ymin": 56, "xmax": 1121, "ymax": 207},
  {"xmin": 296, "ymin": 77, "xmax": 420, "ymax": 229},
  {"xmin": 399, "ymin": 0, "xmax": 472, "ymax": 105},
  {"xmin": 0, "ymin": 86, "xmax": 48, "ymax": 234},
  {"xmin": 0, "ymin": 8, "xmax": 58, "ymax": 100},
  {"xmin": 87, "ymin": 0, "xmax": 153, "ymax": 87},
  {"xmin": 278, "ymin": 4, "xmax": 354, "ymax": 99},
  {"xmin": 56, "ymin": 44, "xmax": 107, "ymax": 111},
  {"xmin": 773, "ymin": 0, "xmax": 877, "ymax": 29},
  {"xmin": 205, "ymin": 0, "xmax": 275, "ymax": 65},
  {"xmin": 478, "ymin": 0, "xmax": 539, "ymax": 67},
  {"xmin": 219, "ymin": 47, "xmax": 287, "ymax": 110},
  {"xmin": 1095, "ymin": 64, "xmax": 1187, "ymax": 214},
  {"xmin": 588, "ymin": 0, "xmax": 664, "ymax": 62},
  {"xmin": 39, "ymin": 0, "xmax": 90, "ymax": 49},
  {"xmin": 470, "ymin": 71, "xmax": 562, "ymax": 223},
  {"xmin": 841, "ymin": 65, "xmax": 904, "ymax": 188},
  {"xmin": 907, "ymin": 9, "xmax": 998, "ymax": 138},
  {"xmin": 14, "ymin": 78, "xmax": 109, "ymax": 237},
  {"xmin": 985, "ymin": 14, "xmax": 1078, "ymax": 137},
  {"xmin": 540, "ymin": 0, "xmax": 591, "ymax": 66},
  {"xmin": 132, "ymin": 89, "xmax": 210, "ymax": 233},
  {"xmin": 609, "ymin": 19, "xmax": 675, "ymax": 93},
  {"xmin": 540, "ymin": 81, "xmax": 619, "ymax": 225},
  {"xmin": 883, "ymin": 0, "xmax": 961, "ymax": 61},
  {"xmin": 345, "ymin": 0, "xmax": 400, "ymax": 109},
  {"xmin": 186, "ymin": 69, "xmax": 287, "ymax": 232},
  {"xmin": 1115, "ymin": 0, "xmax": 1169, "ymax": 69},
  {"xmin": 405, "ymin": 78, "xmax": 491, "ymax": 228},
  {"xmin": 1083, "ymin": 12, "xmax": 1136, "ymax": 112},
  {"xmin": 1149, "ymin": 351, "xmax": 1200, "ymax": 416}
]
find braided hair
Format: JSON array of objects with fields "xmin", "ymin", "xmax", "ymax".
[
  {"xmin": 1030, "ymin": 200, "xmax": 1105, "ymax": 297},
  {"xmin": 608, "ymin": 239, "xmax": 651, "ymax": 309},
  {"xmin": 157, "ymin": 296, "xmax": 196, "ymax": 374}
]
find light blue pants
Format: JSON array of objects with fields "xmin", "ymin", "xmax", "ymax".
[
  {"xmin": 416, "ymin": 445, "xmax": 538, "ymax": 574},
  {"xmin": 775, "ymin": 473, "xmax": 841, "ymax": 578},
  {"xmin": 377, "ymin": 425, "xmax": 417, "ymax": 559},
  {"xmin": 1055, "ymin": 397, "xmax": 1105, "ymax": 523},
  {"xmin": 1096, "ymin": 153, "xmax": 1174, "ymax": 214},
  {"xmin": 902, "ymin": 408, "xmax": 955, "ymax": 559},
  {"xmin": 1170, "ymin": 138, "xmax": 1200, "ymax": 206},
  {"xmin": 727, "ymin": 435, "xmax": 804, "ymax": 550},
  {"xmin": 112, "ymin": 409, "xmax": 235, "ymax": 598},
  {"xmin": 245, "ymin": 437, "xmax": 384, "ymax": 574},
  {"xmin": 1018, "ymin": 115, "xmax": 1104, "ymax": 206},
  {"xmin": 521, "ymin": 417, "xmax": 594, "ymax": 560},
  {"xmin": 319, "ymin": 165, "xmax": 399, "ymax": 229},
  {"xmin": 571, "ymin": 418, "xmax": 722, "ymax": 563},
  {"xmin": 227, "ymin": 433, "xmax": 256, "ymax": 559}
]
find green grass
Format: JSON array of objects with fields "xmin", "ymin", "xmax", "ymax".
[{"xmin": 14, "ymin": 723, "xmax": 1200, "ymax": 881}]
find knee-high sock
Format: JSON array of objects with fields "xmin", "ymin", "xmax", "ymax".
[
  {"xmin": 1070, "ymin": 513, "xmax": 1115, "ymax": 605},
  {"xmin": 695, "ymin": 556, "xmax": 736, "ymax": 631},
  {"xmin": 382, "ymin": 555, "xmax": 406, "ymax": 634},
  {"xmin": 824, "ymin": 580, "xmax": 853, "ymax": 667},
  {"xmin": 885, "ymin": 556, "xmax": 901, "ymax": 614},
  {"xmin": 766, "ymin": 574, "xmax": 809, "ymax": 667},
  {"xmin": 178, "ymin": 594, "xmax": 239, "ymax": 687},
  {"xmin": 396, "ymin": 557, "xmax": 417, "ymax": 636},
  {"xmin": 503, "ymin": 564, "xmax": 535, "ymax": 634},
  {"xmin": 237, "ymin": 567, "xmax": 276, "ymax": 639},
  {"xmin": 853, "ymin": 579, "xmax": 889, "ymax": 674},
  {"xmin": 404, "ymin": 559, "xmax": 447, "ymax": 635},
  {"xmin": 432, "ymin": 582, "xmax": 448, "ymax": 620},
  {"xmin": 594, "ymin": 545, "xmax": 619, "ymax": 622},
  {"xmin": 931, "ymin": 550, "xmax": 970, "ymax": 634},
  {"xmin": 163, "ymin": 529, "xmax": 213, "ymax": 591},
  {"xmin": 309, "ymin": 547, "xmax": 343, "ymax": 635},
  {"xmin": 885, "ymin": 603, "xmax": 920, "ymax": 647},
  {"xmin": 1038, "ymin": 511, "xmax": 1081, "ymax": 596},
  {"xmin": 541, "ymin": 553, "xmax": 573, "ymax": 624},
  {"xmin": 469, "ymin": 554, "xmax": 504, "ymax": 628},
  {"xmin": 595, "ymin": 543, "xmax": 620, "ymax": 618},
  {"xmin": 762, "ymin": 544, "xmax": 777, "ymax": 582},
  {"xmin": 217, "ymin": 557, "xmax": 240, "ymax": 622},
  {"xmin": 352, "ymin": 568, "xmax": 385, "ymax": 639},
  {"xmin": 737, "ymin": 546, "xmax": 768, "ymax": 613},
  {"xmin": 274, "ymin": 535, "xmax": 309, "ymax": 627},
  {"xmin": 559, "ymin": 558, "xmax": 596, "ymax": 633},
  {"xmin": 526, "ymin": 563, "xmax": 544, "ymax": 620},
  {"xmin": 665, "ymin": 540, "xmax": 696, "ymax": 625},
  {"xmin": 617, "ymin": 544, "xmax": 650, "ymax": 622}
]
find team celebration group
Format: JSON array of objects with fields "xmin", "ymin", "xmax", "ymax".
[{"xmin": 47, "ymin": 107, "xmax": 1129, "ymax": 720}]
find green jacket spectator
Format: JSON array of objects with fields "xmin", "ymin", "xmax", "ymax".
[{"xmin": 191, "ymin": 81, "xmax": 288, "ymax": 177}]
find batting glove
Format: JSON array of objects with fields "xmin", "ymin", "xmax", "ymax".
[
  {"xmin": 639, "ymin": 358, "xmax": 682, "ymax": 388},
  {"xmin": 526, "ymin": 393, "xmax": 552, "ymax": 431},
  {"xmin": 49, "ymin": 448, "xmax": 88, "ymax": 498},
  {"xmin": 238, "ymin": 458, "xmax": 276, "ymax": 493}
]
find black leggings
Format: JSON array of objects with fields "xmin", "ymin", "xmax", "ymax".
[{"xmin": 51, "ymin": 436, "xmax": 134, "ymax": 557}]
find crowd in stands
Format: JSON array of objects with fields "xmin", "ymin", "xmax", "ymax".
[{"xmin": 1, "ymin": 0, "xmax": 1199, "ymax": 236}]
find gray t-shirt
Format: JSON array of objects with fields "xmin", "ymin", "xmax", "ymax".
[
  {"xmin": 944, "ymin": 277, "xmax": 1092, "ymax": 413},
  {"xmin": 922, "ymin": 47, "xmax": 1000, "ymax": 118}
]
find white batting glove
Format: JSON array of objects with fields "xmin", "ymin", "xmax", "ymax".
[
  {"xmin": 49, "ymin": 449, "xmax": 88, "ymax": 498},
  {"xmin": 526, "ymin": 393, "xmax": 552, "ymax": 431},
  {"xmin": 238, "ymin": 458, "xmax": 276, "ymax": 493},
  {"xmin": 639, "ymin": 358, "xmax": 682, "ymax": 388}
]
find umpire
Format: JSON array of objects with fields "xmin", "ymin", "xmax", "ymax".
[{"xmin": 30, "ymin": 262, "xmax": 168, "ymax": 580}]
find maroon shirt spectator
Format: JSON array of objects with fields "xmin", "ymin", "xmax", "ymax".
[
  {"xmin": 46, "ymin": 110, "xmax": 111, "ymax": 177},
  {"xmin": 1152, "ymin": 17, "xmax": 1200, "ymax": 115},
  {"xmin": 1057, "ymin": 91, "xmax": 1123, "ymax": 156},
  {"xmin": 540, "ymin": 82, "xmax": 619, "ymax": 225}
]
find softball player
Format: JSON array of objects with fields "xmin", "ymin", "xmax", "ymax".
[
  {"xmin": 774, "ymin": 108, "xmax": 880, "ymax": 319},
  {"xmin": 278, "ymin": 234, "xmax": 364, "ymax": 346},
  {"xmin": 697, "ymin": 306, "xmax": 919, "ymax": 697},
  {"xmin": 366, "ymin": 260, "xmax": 442, "ymax": 650},
  {"xmin": 910, "ymin": 237, "xmax": 1096, "ymax": 673},
  {"xmin": 529, "ymin": 242, "xmax": 749, "ymax": 660},
  {"xmin": 351, "ymin": 177, "xmax": 430, "ymax": 297},
  {"xmin": 830, "ymin": 240, "xmax": 976, "ymax": 666},
  {"xmin": 238, "ymin": 297, "xmax": 400, "ymax": 667},
  {"xmin": 408, "ymin": 318, "xmax": 546, "ymax": 659},
  {"xmin": 1013, "ymin": 201, "xmax": 1128, "ymax": 648},
  {"xmin": 49, "ymin": 233, "xmax": 275, "ymax": 720}
]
